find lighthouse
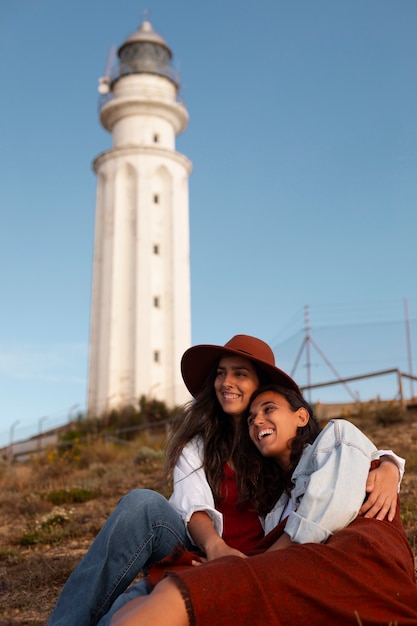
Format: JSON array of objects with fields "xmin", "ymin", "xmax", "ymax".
[{"xmin": 87, "ymin": 20, "xmax": 192, "ymax": 417}]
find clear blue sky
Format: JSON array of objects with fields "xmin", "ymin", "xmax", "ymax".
[{"xmin": 1, "ymin": 0, "xmax": 416, "ymax": 446}]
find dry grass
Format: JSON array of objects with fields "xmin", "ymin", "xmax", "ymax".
[{"xmin": 1, "ymin": 416, "xmax": 417, "ymax": 625}]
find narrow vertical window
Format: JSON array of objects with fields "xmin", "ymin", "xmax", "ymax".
[
  {"xmin": 153, "ymin": 194, "xmax": 159, "ymax": 204},
  {"xmin": 153, "ymin": 133, "xmax": 160, "ymax": 143},
  {"xmin": 153, "ymin": 296, "xmax": 160, "ymax": 308},
  {"xmin": 153, "ymin": 350, "xmax": 160, "ymax": 363},
  {"xmin": 153, "ymin": 244, "xmax": 160, "ymax": 254}
]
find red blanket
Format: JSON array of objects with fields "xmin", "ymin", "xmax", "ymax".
[{"xmin": 148, "ymin": 505, "xmax": 417, "ymax": 625}]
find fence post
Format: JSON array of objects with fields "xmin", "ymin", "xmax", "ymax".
[{"xmin": 397, "ymin": 370, "xmax": 404, "ymax": 405}]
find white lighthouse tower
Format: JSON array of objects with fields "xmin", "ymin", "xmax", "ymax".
[{"xmin": 87, "ymin": 20, "xmax": 192, "ymax": 417}]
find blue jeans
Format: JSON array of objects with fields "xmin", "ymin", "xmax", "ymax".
[{"xmin": 47, "ymin": 489, "xmax": 194, "ymax": 626}]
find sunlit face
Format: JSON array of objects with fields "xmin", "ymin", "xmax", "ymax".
[
  {"xmin": 247, "ymin": 390, "xmax": 309, "ymax": 468},
  {"xmin": 214, "ymin": 356, "xmax": 260, "ymax": 420}
]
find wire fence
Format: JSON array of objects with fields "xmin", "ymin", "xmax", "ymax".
[{"xmin": 270, "ymin": 303, "xmax": 417, "ymax": 404}]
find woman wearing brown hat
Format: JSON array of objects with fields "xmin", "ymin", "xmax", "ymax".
[
  {"xmin": 165, "ymin": 334, "xmax": 305, "ymax": 561},
  {"xmin": 47, "ymin": 335, "xmax": 403, "ymax": 626}
]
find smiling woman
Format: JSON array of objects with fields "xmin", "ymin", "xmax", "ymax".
[
  {"xmin": 247, "ymin": 388, "xmax": 313, "ymax": 468},
  {"xmin": 243, "ymin": 385, "xmax": 383, "ymax": 544},
  {"xmin": 214, "ymin": 357, "xmax": 260, "ymax": 419}
]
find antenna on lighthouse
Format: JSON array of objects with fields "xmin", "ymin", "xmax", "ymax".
[{"xmin": 98, "ymin": 45, "xmax": 117, "ymax": 94}]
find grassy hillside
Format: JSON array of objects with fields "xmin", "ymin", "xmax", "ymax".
[{"xmin": 1, "ymin": 412, "xmax": 417, "ymax": 625}]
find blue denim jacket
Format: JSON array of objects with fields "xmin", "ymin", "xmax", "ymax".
[{"xmin": 263, "ymin": 419, "xmax": 380, "ymax": 544}]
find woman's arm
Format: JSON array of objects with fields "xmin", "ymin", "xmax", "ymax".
[
  {"xmin": 266, "ymin": 531, "xmax": 293, "ymax": 552},
  {"xmin": 110, "ymin": 578, "xmax": 188, "ymax": 626},
  {"xmin": 284, "ymin": 419, "xmax": 379, "ymax": 544},
  {"xmin": 269, "ymin": 453, "xmax": 401, "ymax": 549},
  {"xmin": 169, "ymin": 438, "xmax": 223, "ymax": 537},
  {"xmin": 169, "ymin": 438, "xmax": 245, "ymax": 560}
]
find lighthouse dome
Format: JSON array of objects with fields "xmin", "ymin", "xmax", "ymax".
[{"xmin": 116, "ymin": 21, "xmax": 179, "ymax": 87}]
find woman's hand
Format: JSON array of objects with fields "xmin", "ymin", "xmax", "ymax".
[
  {"xmin": 188, "ymin": 511, "xmax": 246, "ymax": 562},
  {"xmin": 204, "ymin": 535, "xmax": 246, "ymax": 561},
  {"xmin": 360, "ymin": 458, "xmax": 400, "ymax": 521}
]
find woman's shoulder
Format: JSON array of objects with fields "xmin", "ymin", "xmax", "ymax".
[
  {"xmin": 321, "ymin": 418, "xmax": 360, "ymax": 436},
  {"xmin": 321, "ymin": 418, "xmax": 364, "ymax": 437},
  {"xmin": 181, "ymin": 435, "xmax": 205, "ymax": 457},
  {"xmin": 317, "ymin": 419, "xmax": 377, "ymax": 454}
]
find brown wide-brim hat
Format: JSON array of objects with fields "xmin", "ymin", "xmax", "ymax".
[{"xmin": 181, "ymin": 334, "xmax": 300, "ymax": 397}]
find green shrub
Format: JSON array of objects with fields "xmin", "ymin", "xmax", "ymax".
[
  {"xmin": 374, "ymin": 402, "xmax": 406, "ymax": 427},
  {"xmin": 46, "ymin": 487, "xmax": 100, "ymax": 505},
  {"xmin": 134, "ymin": 446, "xmax": 165, "ymax": 464},
  {"xmin": 19, "ymin": 506, "xmax": 73, "ymax": 546}
]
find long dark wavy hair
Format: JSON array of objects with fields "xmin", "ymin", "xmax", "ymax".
[
  {"xmin": 164, "ymin": 359, "xmax": 271, "ymax": 504},
  {"xmin": 235, "ymin": 384, "xmax": 321, "ymax": 516}
]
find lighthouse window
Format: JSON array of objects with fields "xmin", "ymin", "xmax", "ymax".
[
  {"xmin": 153, "ymin": 350, "xmax": 160, "ymax": 363},
  {"xmin": 153, "ymin": 296, "xmax": 160, "ymax": 308},
  {"xmin": 153, "ymin": 194, "xmax": 159, "ymax": 204},
  {"xmin": 153, "ymin": 134, "xmax": 160, "ymax": 143},
  {"xmin": 153, "ymin": 244, "xmax": 160, "ymax": 254}
]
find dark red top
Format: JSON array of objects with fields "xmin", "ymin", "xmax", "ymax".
[{"xmin": 216, "ymin": 463, "xmax": 264, "ymax": 552}]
